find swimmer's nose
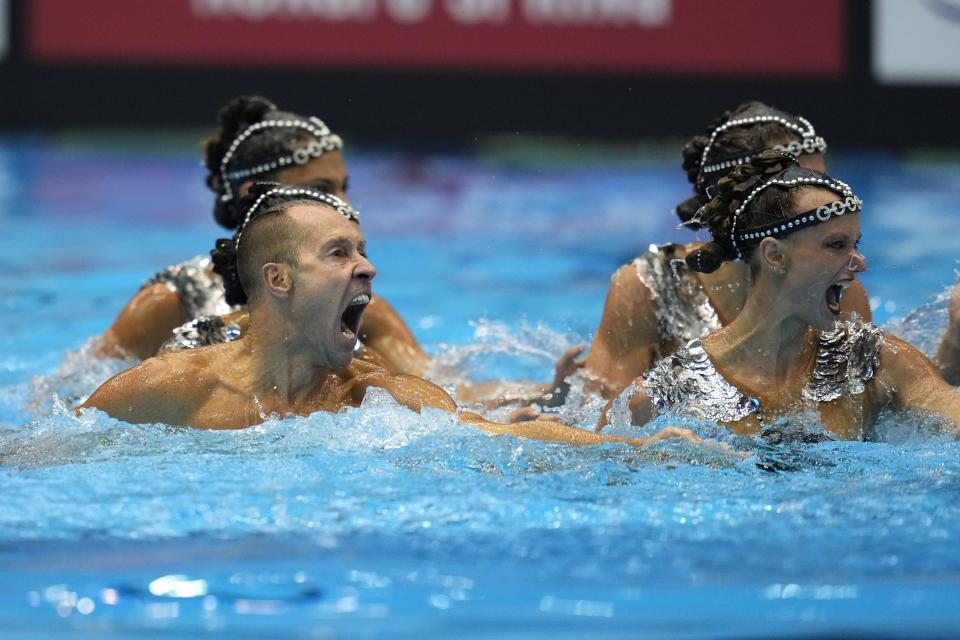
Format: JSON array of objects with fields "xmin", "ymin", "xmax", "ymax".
[
  {"xmin": 848, "ymin": 252, "xmax": 867, "ymax": 274},
  {"xmin": 356, "ymin": 254, "xmax": 376, "ymax": 280}
]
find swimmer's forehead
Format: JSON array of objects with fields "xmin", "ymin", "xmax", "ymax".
[
  {"xmin": 286, "ymin": 202, "xmax": 364, "ymax": 244},
  {"xmin": 793, "ymin": 186, "xmax": 849, "ymax": 211}
]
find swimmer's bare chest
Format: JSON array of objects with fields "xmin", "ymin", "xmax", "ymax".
[{"xmin": 186, "ymin": 366, "xmax": 375, "ymax": 430}]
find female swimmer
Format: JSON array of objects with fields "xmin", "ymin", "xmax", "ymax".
[
  {"xmin": 583, "ymin": 102, "xmax": 872, "ymax": 399},
  {"xmin": 597, "ymin": 151, "xmax": 960, "ymax": 440}
]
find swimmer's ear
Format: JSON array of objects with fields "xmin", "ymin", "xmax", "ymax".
[
  {"xmin": 262, "ymin": 262, "xmax": 293, "ymax": 298},
  {"xmin": 238, "ymin": 180, "xmax": 254, "ymax": 199},
  {"xmin": 757, "ymin": 237, "xmax": 787, "ymax": 275}
]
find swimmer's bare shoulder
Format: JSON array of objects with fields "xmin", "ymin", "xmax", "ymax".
[
  {"xmin": 80, "ymin": 345, "xmax": 229, "ymax": 426},
  {"xmin": 584, "ymin": 260, "xmax": 660, "ymax": 398},
  {"xmin": 873, "ymin": 333, "xmax": 960, "ymax": 426},
  {"xmin": 95, "ymin": 283, "xmax": 186, "ymax": 360}
]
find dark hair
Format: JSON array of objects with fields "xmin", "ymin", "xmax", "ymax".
[
  {"xmin": 211, "ymin": 182, "xmax": 355, "ymax": 306},
  {"xmin": 203, "ymin": 96, "xmax": 335, "ymax": 230},
  {"xmin": 676, "ymin": 101, "xmax": 817, "ymax": 229},
  {"xmin": 685, "ymin": 150, "xmax": 815, "ymax": 274}
]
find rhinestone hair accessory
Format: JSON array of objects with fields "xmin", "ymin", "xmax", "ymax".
[
  {"xmin": 696, "ymin": 115, "xmax": 827, "ymax": 191},
  {"xmin": 728, "ymin": 169, "xmax": 858, "ymax": 260},
  {"xmin": 235, "ymin": 187, "xmax": 359, "ymax": 250},
  {"xmin": 219, "ymin": 116, "xmax": 344, "ymax": 202},
  {"xmin": 736, "ymin": 195, "xmax": 863, "ymax": 246}
]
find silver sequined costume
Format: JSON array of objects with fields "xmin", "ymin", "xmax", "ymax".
[
  {"xmin": 158, "ymin": 315, "xmax": 242, "ymax": 354},
  {"xmin": 145, "ymin": 255, "xmax": 238, "ymax": 353},
  {"xmin": 644, "ymin": 320, "xmax": 883, "ymax": 424},
  {"xmin": 633, "ymin": 244, "xmax": 721, "ymax": 353},
  {"xmin": 146, "ymin": 255, "xmax": 234, "ymax": 320}
]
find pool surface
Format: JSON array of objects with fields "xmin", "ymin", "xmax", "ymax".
[{"xmin": 0, "ymin": 137, "xmax": 959, "ymax": 638}]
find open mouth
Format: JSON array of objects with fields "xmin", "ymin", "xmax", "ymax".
[
  {"xmin": 340, "ymin": 293, "xmax": 370, "ymax": 339},
  {"xmin": 825, "ymin": 281, "xmax": 849, "ymax": 315}
]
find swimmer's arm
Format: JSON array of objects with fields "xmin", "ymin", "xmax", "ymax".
[
  {"xmin": 364, "ymin": 371, "xmax": 458, "ymax": 413},
  {"xmin": 95, "ymin": 283, "xmax": 186, "ymax": 360},
  {"xmin": 841, "ymin": 279, "xmax": 872, "ymax": 323},
  {"xmin": 79, "ymin": 358, "xmax": 199, "ymax": 426},
  {"xmin": 879, "ymin": 335, "xmax": 960, "ymax": 430},
  {"xmin": 358, "ymin": 295, "xmax": 430, "ymax": 376},
  {"xmin": 583, "ymin": 263, "xmax": 660, "ymax": 399},
  {"xmin": 935, "ymin": 281, "xmax": 960, "ymax": 385},
  {"xmin": 368, "ymin": 372, "xmax": 696, "ymax": 447},
  {"xmin": 458, "ymin": 411, "xmax": 698, "ymax": 447},
  {"xmin": 595, "ymin": 379, "xmax": 654, "ymax": 433}
]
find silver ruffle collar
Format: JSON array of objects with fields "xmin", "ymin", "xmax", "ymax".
[{"xmin": 645, "ymin": 321, "xmax": 883, "ymax": 424}]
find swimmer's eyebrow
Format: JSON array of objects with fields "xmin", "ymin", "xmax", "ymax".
[
  {"xmin": 320, "ymin": 234, "xmax": 363, "ymax": 253},
  {"xmin": 823, "ymin": 230, "xmax": 860, "ymax": 241}
]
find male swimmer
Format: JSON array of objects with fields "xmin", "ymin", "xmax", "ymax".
[{"xmin": 82, "ymin": 185, "xmax": 694, "ymax": 448}]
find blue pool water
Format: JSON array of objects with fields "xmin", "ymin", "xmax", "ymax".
[{"xmin": 1, "ymin": 137, "xmax": 959, "ymax": 638}]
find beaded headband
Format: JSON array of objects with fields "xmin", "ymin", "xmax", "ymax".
[
  {"xmin": 235, "ymin": 186, "xmax": 360, "ymax": 250},
  {"xmin": 219, "ymin": 116, "xmax": 344, "ymax": 202},
  {"xmin": 728, "ymin": 168, "xmax": 860, "ymax": 260},
  {"xmin": 696, "ymin": 114, "xmax": 827, "ymax": 191}
]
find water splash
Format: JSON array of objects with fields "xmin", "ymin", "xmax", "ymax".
[
  {"xmin": 883, "ymin": 283, "xmax": 952, "ymax": 358},
  {"xmin": 428, "ymin": 318, "xmax": 578, "ymax": 384},
  {"xmin": 28, "ymin": 338, "xmax": 137, "ymax": 416}
]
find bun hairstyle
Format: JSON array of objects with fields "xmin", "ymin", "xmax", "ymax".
[
  {"xmin": 211, "ymin": 235, "xmax": 245, "ymax": 306},
  {"xmin": 211, "ymin": 181, "xmax": 360, "ymax": 306},
  {"xmin": 202, "ymin": 96, "xmax": 343, "ymax": 230},
  {"xmin": 676, "ymin": 101, "xmax": 825, "ymax": 229},
  {"xmin": 685, "ymin": 150, "xmax": 804, "ymax": 274}
]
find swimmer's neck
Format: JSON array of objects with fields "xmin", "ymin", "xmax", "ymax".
[
  {"xmin": 240, "ymin": 310, "xmax": 345, "ymax": 405},
  {"xmin": 705, "ymin": 285, "xmax": 816, "ymax": 386}
]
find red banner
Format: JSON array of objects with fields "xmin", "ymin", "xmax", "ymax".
[{"xmin": 29, "ymin": 0, "xmax": 845, "ymax": 75}]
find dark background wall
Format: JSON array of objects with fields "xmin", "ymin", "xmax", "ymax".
[{"xmin": 1, "ymin": 0, "xmax": 959, "ymax": 148}]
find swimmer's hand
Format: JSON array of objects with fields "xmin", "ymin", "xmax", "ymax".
[{"xmin": 541, "ymin": 344, "xmax": 587, "ymax": 407}]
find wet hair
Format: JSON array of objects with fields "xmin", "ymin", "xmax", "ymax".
[
  {"xmin": 676, "ymin": 101, "xmax": 824, "ymax": 229},
  {"xmin": 685, "ymin": 150, "xmax": 849, "ymax": 274},
  {"xmin": 211, "ymin": 182, "xmax": 360, "ymax": 306},
  {"xmin": 203, "ymin": 96, "xmax": 342, "ymax": 230}
]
